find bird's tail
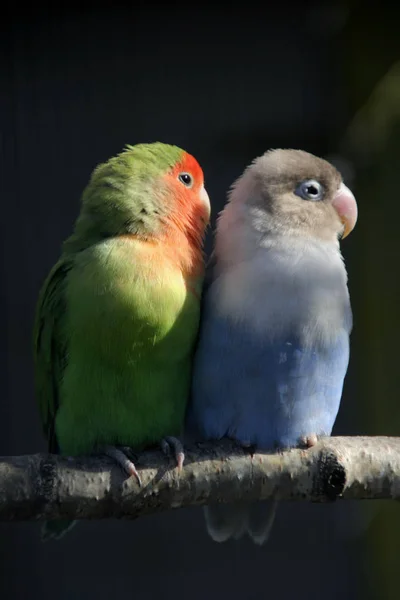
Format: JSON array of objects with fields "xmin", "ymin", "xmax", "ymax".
[
  {"xmin": 204, "ymin": 499, "xmax": 278, "ymax": 545},
  {"xmin": 41, "ymin": 519, "xmax": 77, "ymax": 541}
]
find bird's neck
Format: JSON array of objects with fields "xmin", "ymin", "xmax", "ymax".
[
  {"xmin": 211, "ymin": 236, "xmax": 351, "ymax": 344},
  {"xmin": 156, "ymin": 221, "xmax": 205, "ymax": 280}
]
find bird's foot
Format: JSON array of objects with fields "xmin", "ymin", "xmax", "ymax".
[
  {"xmin": 103, "ymin": 445, "xmax": 142, "ymax": 486},
  {"xmin": 161, "ymin": 436, "xmax": 185, "ymax": 471},
  {"xmin": 299, "ymin": 433, "xmax": 319, "ymax": 448}
]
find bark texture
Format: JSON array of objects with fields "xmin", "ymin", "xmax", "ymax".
[{"xmin": 0, "ymin": 437, "xmax": 399, "ymax": 521}]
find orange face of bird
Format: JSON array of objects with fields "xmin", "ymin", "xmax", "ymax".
[{"xmin": 167, "ymin": 152, "xmax": 211, "ymax": 228}]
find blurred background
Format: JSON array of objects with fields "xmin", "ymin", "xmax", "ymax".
[{"xmin": 1, "ymin": 2, "xmax": 399, "ymax": 599}]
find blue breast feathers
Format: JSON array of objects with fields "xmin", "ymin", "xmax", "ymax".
[{"xmin": 189, "ymin": 309, "xmax": 350, "ymax": 450}]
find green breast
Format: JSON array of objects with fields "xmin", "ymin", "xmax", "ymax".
[{"xmin": 55, "ymin": 239, "xmax": 202, "ymax": 455}]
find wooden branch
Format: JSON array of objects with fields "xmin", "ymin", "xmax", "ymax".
[{"xmin": 1, "ymin": 437, "xmax": 399, "ymax": 522}]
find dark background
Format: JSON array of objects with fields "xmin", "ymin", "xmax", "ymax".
[{"xmin": 2, "ymin": 2, "xmax": 399, "ymax": 599}]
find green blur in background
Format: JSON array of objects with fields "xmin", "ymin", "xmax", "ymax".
[{"xmin": 343, "ymin": 5, "xmax": 400, "ymax": 598}]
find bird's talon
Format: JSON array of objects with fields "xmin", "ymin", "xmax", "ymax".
[
  {"xmin": 103, "ymin": 445, "xmax": 142, "ymax": 486},
  {"xmin": 128, "ymin": 465, "xmax": 142, "ymax": 487},
  {"xmin": 161, "ymin": 436, "xmax": 185, "ymax": 470},
  {"xmin": 120, "ymin": 445, "xmax": 138, "ymax": 462},
  {"xmin": 176, "ymin": 451, "xmax": 185, "ymax": 472},
  {"xmin": 160, "ymin": 438, "xmax": 171, "ymax": 456}
]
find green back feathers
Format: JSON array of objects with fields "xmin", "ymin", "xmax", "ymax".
[
  {"xmin": 63, "ymin": 143, "xmax": 185, "ymax": 254},
  {"xmin": 33, "ymin": 259, "xmax": 72, "ymax": 452}
]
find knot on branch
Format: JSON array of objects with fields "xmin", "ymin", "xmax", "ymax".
[{"xmin": 313, "ymin": 448, "xmax": 346, "ymax": 501}]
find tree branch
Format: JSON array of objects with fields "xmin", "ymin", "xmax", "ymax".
[{"xmin": 1, "ymin": 436, "xmax": 399, "ymax": 522}]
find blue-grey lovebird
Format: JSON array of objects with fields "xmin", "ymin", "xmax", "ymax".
[{"xmin": 188, "ymin": 149, "xmax": 358, "ymax": 544}]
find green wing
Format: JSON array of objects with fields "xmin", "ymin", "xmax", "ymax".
[{"xmin": 33, "ymin": 258, "xmax": 72, "ymax": 453}]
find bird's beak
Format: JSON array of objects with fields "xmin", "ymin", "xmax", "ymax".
[
  {"xmin": 332, "ymin": 183, "xmax": 358, "ymax": 239},
  {"xmin": 200, "ymin": 185, "xmax": 211, "ymax": 223}
]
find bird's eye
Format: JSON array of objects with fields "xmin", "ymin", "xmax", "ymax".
[
  {"xmin": 294, "ymin": 179, "xmax": 324, "ymax": 201},
  {"xmin": 178, "ymin": 172, "xmax": 193, "ymax": 188}
]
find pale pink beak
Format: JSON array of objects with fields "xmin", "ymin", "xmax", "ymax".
[
  {"xmin": 332, "ymin": 182, "xmax": 358, "ymax": 239},
  {"xmin": 200, "ymin": 184, "xmax": 211, "ymax": 222}
]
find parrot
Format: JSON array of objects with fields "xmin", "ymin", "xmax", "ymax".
[
  {"xmin": 34, "ymin": 142, "xmax": 210, "ymax": 540},
  {"xmin": 188, "ymin": 148, "xmax": 357, "ymax": 545}
]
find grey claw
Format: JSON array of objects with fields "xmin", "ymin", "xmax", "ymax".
[
  {"xmin": 103, "ymin": 445, "xmax": 142, "ymax": 486},
  {"xmin": 160, "ymin": 438, "xmax": 171, "ymax": 456},
  {"xmin": 119, "ymin": 445, "xmax": 138, "ymax": 462},
  {"xmin": 161, "ymin": 436, "xmax": 185, "ymax": 471}
]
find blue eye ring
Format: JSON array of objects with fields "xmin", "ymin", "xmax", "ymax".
[
  {"xmin": 178, "ymin": 172, "xmax": 193, "ymax": 188},
  {"xmin": 294, "ymin": 179, "xmax": 324, "ymax": 201}
]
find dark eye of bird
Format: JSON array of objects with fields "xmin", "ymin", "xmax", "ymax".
[
  {"xmin": 294, "ymin": 179, "xmax": 324, "ymax": 202},
  {"xmin": 178, "ymin": 172, "xmax": 193, "ymax": 187}
]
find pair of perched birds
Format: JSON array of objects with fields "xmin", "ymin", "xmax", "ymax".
[{"xmin": 34, "ymin": 142, "xmax": 357, "ymax": 542}]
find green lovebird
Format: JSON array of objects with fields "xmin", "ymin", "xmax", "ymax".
[{"xmin": 33, "ymin": 142, "xmax": 210, "ymax": 540}]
